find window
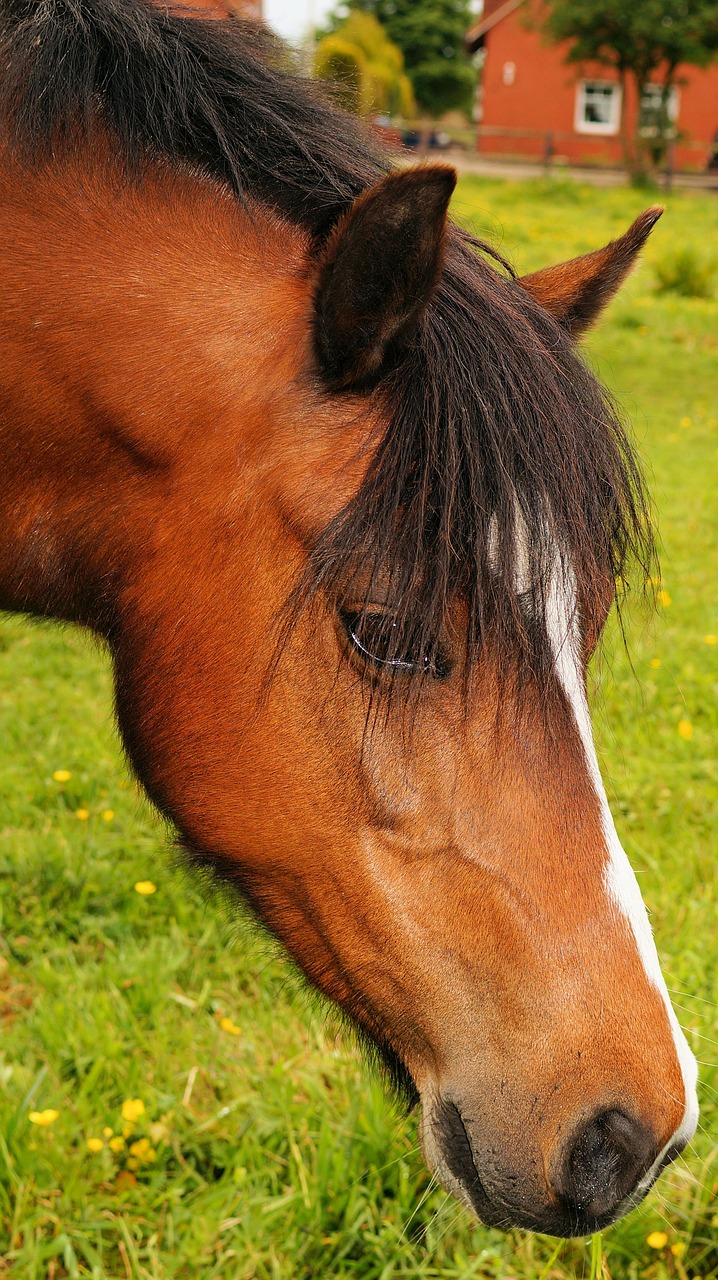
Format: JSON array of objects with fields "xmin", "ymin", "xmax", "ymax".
[
  {"xmin": 575, "ymin": 81, "xmax": 622, "ymax": 136},
  {"xmin": 639, "ymin": 84, "xmax": 679, "ymax": 136}
]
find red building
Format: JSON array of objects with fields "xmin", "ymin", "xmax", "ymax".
[{"xmin": 466, "ymin": 0, "xmax": 718, "ymax": 172}]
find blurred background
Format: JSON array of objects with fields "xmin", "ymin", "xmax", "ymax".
[{"xmin": 236, "ymin": 0, "xmax": 718, "ymax": 183}]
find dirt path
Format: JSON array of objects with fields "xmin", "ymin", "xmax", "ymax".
[{"xmin": 414, "ymin": 150, "xmax": 718, "ymax": 192}]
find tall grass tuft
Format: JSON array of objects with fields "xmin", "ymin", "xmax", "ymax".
[{"xmin": 654, "ymin": 246, "xmax": 715, "ymax": 299}]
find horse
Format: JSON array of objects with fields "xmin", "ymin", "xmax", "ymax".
[{"xmin": 0, "ymin": 0, "xmax": 698, "ymax": 1239}]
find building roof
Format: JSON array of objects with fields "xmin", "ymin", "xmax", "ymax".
[{"xmin": 466, "ymin": 0, "xmax": 523, "ymax": 51}]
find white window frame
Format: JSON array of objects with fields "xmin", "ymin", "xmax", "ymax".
[{"xmin": 574, "ymin": 80, "xmax": 622, "ymax": 136}]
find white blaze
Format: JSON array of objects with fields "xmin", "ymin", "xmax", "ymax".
[{"xmin": 544, "ymin": 552, "xmax": 698, "ymax": 1165}]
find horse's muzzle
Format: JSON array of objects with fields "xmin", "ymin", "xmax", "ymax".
[{"xmin": 424, "ymin": 1097, "xmax": 680, "ymax": 1238}]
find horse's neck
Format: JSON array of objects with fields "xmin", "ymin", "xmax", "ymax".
[{"xmin": 0, "ymin": 152, "xmax": 307, "ymax": 632}]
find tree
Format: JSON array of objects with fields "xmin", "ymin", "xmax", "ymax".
[
  {"xmin": 538, "ymin": 0, "xmax": 718, "ymax": 176},
  {"xmin": 315, "ymin": 13, "xmax": 416, "ymax": 116},
  {"xmin": 325, "ymin": 0, "xmax": 478, "ymax": 117}
]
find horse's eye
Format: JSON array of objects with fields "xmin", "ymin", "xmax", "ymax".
[{"xmin": 339, "ymin": 610, "xmax": 451, "ymax": 679}]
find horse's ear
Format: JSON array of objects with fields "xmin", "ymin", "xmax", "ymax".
[
  {"xmin": 314, "ymin": 166, "xmax": 456, "ymax": 390},
  {"xmin": 519, "ymin": 206, "xmax": 664, "ymax": 336}
]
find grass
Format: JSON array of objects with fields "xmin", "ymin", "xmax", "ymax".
[
  {"xmin": 654, "ymin": 247, "xmax": 716, "ymax": 300},
  {"xmin": 1, "ymin": 176, "xmax": 717, "ymax": 1278}
]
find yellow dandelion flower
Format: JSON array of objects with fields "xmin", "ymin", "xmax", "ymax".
[
  {"xmin": 678, "ymin": 719, "xmax": 693, "ymax": 740},
  {"xmin": 102, "ymin": 809, "xmax": 114, "ymax": 822},
  {"xmin": 657, "ymin": 589, "xmax": 671, "ymax": 607},
  {"xmin": 704, "ymin": 635, "xmax": 717, "ymax": 645},
  {"xmin": 220, "ymin": 1016, "xmax": 241, "ymax": 1036},
  {"xmin": 126, "ymin": 1157, "xmax": 139, "ymax": 1171},
  {"xmin": 638, "ymin": 325, "xmax": 649, "ymax": 335},
  {"xmin": 53, "ymin": 770, "xmax": 71, "ymax": 783},
  {"xmin": 646, "ymin": 1231, "xmax": 668, "ymax": 1249},
  {"xmin": 29, "ymin": 1109, "xmax": 59, "ymax": 1127},
  {"xmin": 650, "ymin": 658, "xmax": 661, "ymax": 669},
  {"xmin": 87, "ymin": 1137, "xmax": 104, "ymax": 1153},
  {"xmin": 103, "ymin": 1126, "xmax": 114, "ymax": 1139},
  {"xmin": 128, "ymin": 1138, "xmax": 157, "ymax": 1164},
  {"xmin": 76, "ymin": 809, "xmax": 89, "ymax": 821},
  {"xmin": 121, "ymin": 1098, "xmax": 145, "ymax": 1124},
  {"xmin": 680, "ymin": 416, "xmax": 692, "ymax": 427},
  {"xmin": 109, "ymin": 1136, "xmax": 125, "ymax": 1153},
  {"xmin": 671, "ymin": 1242, "xmax": 687, "ymax": 1259},
  {"xmin": 134, "ymin": 881, "xmax": 156, "ymax": 896}
]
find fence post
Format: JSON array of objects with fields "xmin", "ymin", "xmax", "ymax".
[
  {"xmin": 663, "ymin": 136, "xmax": 674, "ymax": 193},
  {"xmin": 543, "ymin": 131, "xmax": 554, "ymax": 174}
]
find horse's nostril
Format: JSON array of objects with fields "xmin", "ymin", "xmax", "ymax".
[{"xmin": 552, "ymin": 1109, "xmax": 656, "ymax": 1220}]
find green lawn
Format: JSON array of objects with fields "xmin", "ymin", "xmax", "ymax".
[{"xmin": 1, "ymin": 177, "xmax": 717, "ymax": 1279}]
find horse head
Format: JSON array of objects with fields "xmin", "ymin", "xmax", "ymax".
[{"xmin": 106, "ymin": 167, "xmax": 695, "ymax": 1236}]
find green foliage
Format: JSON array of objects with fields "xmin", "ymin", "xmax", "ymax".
[
  {"xmin": 326, "ymin": 0, "xmax": 477, "ymax": 117},
  {"xmin": 654, "ymin": 244, "xmax": 716, "ymax": 297},
  {"xmin": 314, "ymin": 34, "xmax": 365, "ymax": 113},
  {"xmin": 538, "ymin": 0, "xmax": 718, "ymax": 172},
  {"xmin": 2, "ymin": 179, "xmax": 718, "ymax": 1277},
  {"xmin": 540, "ymin": 0, "xmax": 718, "ymax": 78},
  {"xmin": 315, "ymin": 13, "xmax": 415, "ymax": 116}
]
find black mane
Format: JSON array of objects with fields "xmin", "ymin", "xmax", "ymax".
[
  {"xmin": 0, "ymin": 0, "xmax": 385, "ymax": 233},
  {"xmin": 0, "ymin": 0, "xmax": 654, "ymax": 684}
]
